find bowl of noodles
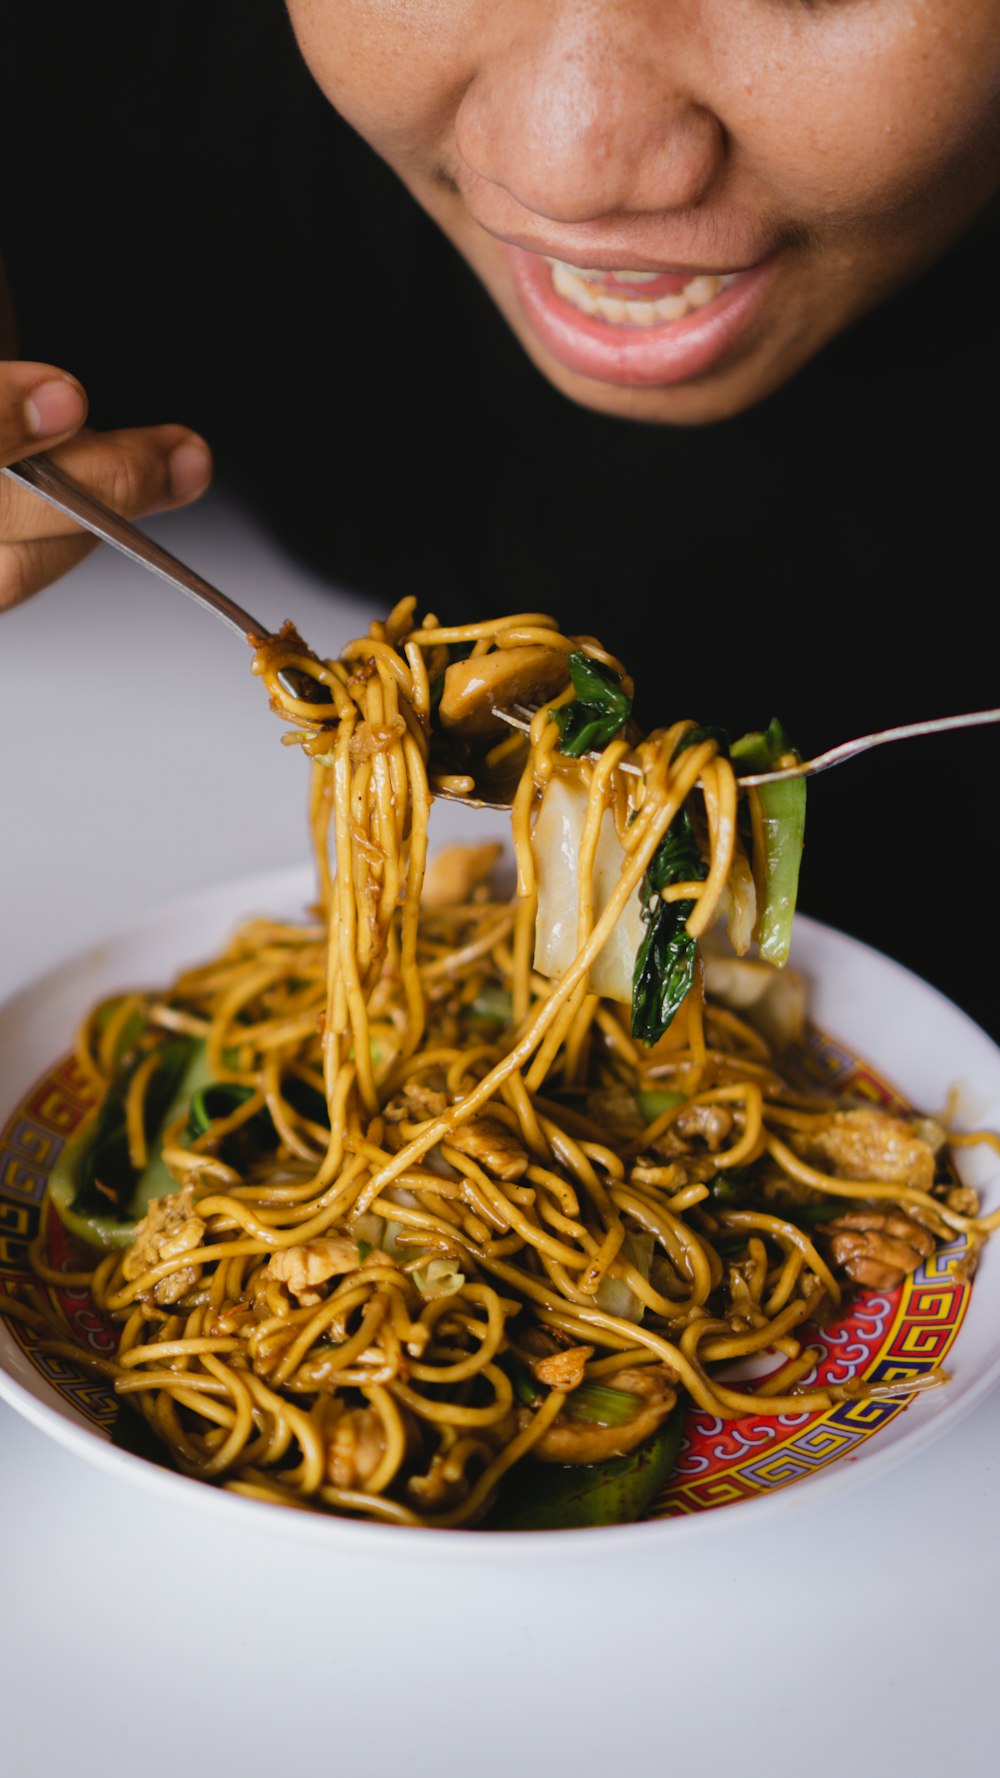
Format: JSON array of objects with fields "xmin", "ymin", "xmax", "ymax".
[{"xmin": 1, "ymin": 605, "xmax": 998, "ymax": 1548}]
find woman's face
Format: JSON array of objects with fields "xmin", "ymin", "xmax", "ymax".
[{"xmin": 287, "ymin": 0, "xmax": 1000, "ymax": 424}]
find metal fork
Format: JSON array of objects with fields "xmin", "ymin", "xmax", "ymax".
[
  {"xmin": 5, "ymin": 452, "xmax": 998, "ymax": 804},
  {"xmin": 1, "ymin": 451, "xmax": 324, "ymax": 707},
  {"xmin": 492, "ymin": 703, "xmax": 1000, "ymax": 789}
]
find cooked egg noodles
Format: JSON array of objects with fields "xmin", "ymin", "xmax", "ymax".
[{"xmin": 18, "ymin": 601, "xmax": 997, "ymax": 1527}]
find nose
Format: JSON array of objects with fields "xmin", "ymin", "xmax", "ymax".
[{"xmin": 453, "ymin": 5, "xmax": 725, "ymax": 226}]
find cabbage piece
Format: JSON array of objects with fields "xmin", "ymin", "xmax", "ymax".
[{"xmin": 532, "ymin": 773, "xmax": 645, "ymax": 1004}]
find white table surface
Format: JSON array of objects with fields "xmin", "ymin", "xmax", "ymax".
[{"xmin": 1, "ymin": 494, "xmax": 997, "ymax": 1778}]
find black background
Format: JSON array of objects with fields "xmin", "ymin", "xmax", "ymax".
[{"xmin": 3, "ymin": 2, "xmax": 998, "ymax": 1035}]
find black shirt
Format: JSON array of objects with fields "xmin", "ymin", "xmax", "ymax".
[{"xmin": 4, "ymin": 1, "xmax": 999, "ymax": 1034}]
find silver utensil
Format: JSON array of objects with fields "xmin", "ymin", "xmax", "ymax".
[
  {"xmin": 732, "ymin": 710, "xmax": 1000, "ymax": 787},
  {"xmin": 6, "ymin": 452, "xmax": 998, "ymax": 805},
  {"xmin": 1, "ymin": 451, "xmax": 327, "ymax": 710},
  {"xmin": 3, "ymin": 452, "xmax": 260, "ymax": 641},
  {"xmin": 491, "ymin": 698, "xmax": 1000, "ymax": 790}
]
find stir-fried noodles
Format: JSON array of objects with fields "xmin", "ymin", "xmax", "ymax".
[{"xmin": 12, "ymin": 604, "xmax": 1000, "ymax": 1527}]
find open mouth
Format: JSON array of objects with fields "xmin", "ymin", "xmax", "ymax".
[
  {"xmin": 504, "ymin": 245, "xmax": 776, "ymax": 390},
  {"xmin": 548, "ymin": 260, "xmax": 739, "ymax": 327}
]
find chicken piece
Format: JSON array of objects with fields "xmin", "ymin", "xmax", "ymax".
[
  {"xmin": 793, "ymin": 1107, "xmax": 940, "ymax": 1193},
  {"xmin": 528, "ymin": 1365, "xmax": 677, "ymax": 1464},
  {"xmin": 406, "ymin": 1451, "xmax": 468, "ymax": 1510},
  {"xmin": 422, "ymin": 841, "xmax": 503, "ymax": 910},
  {"xmin": 945, "ymin": 1183, "xmax": 979, "ymax": 1217},
  {"xmin": 326, "ymin": 1407, "xmax": 387, "ymax": 1490},
  {"xmin": 437, "ymin": 645, "xmax": 570, "ymax": 739},
  {"xmin": 533, "ymin": 1344, "xmax": 594, "ymax": 1390},
  {"xmin": 662, "ymin": 1102, "xmax": 735, "ymax": 1153},
  {"xmin": 122, "ymin": 1182, "xmax": 207, "ymax": 1306},
  {"xmin": 349, "ymin": 715, "xmax": 407, "ymax": 762},
  {"xmin": 823, "ymin": 1208, "xmax": 936, "ymax": 1290},
  {"xmin": 443, "ymin": 1115, "xmax": 530, "ymax": 1181},
  {"xmin": 266, "ymin": 1234, "xmax": 365, "ymax": 1305},
  {"xmin": 383, "ymin": 1081, "xmax": 450, "ymax": 1124}
]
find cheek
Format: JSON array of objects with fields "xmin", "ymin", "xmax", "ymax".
[
  {"xmin": 723, "ymin": 6, "xmax": 1000, "ymax": 234},
  {"xmin": 285, "ymin": 0, "xmax": 469, "ymax": 163}
]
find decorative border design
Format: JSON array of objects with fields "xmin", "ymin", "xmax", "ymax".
[
  {"xmin": 0, "ymin": 1036, "xmax": 975, "ymax": 1513},
  {"xmin": 651, "ymin": 1033, "xmax": 972, "ymax": 1516},
  {"xmin": 0, "ymin": 1060, "xmax": 119, "ymax": 1429}
]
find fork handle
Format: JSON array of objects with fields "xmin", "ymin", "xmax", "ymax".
[
  {"xmin": 1, "ymin": 452, "xmax": 262, "ymax": 642},
  {"xmin": 738, "ymin": 707, "xmax": 1000, "ymax": 787}
]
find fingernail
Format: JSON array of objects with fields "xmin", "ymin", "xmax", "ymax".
[
  {"xmin": 168, "ymin": 439, "xmax": 212, "ymax": 499},
  {"xmin": 25, "ymin": 378, "xmax": 87, "ymax": 437}
]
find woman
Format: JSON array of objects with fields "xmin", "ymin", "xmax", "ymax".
[{"xmin": 2, "ymin": 0, "xmax": 998, "ymax": 1025}]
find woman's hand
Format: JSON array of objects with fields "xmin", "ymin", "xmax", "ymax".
[
  {"xmin": 0, "ymin": 362, "xmax": 213, "ymax": 612},
  {"xmin": 1, "ymin": 272, "xmax": 212, "ymax": 613}
]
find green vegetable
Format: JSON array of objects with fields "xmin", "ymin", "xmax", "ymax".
[
  {"xmin": 562, "ymin": 1381, "xmax": 645, "ymax": 1428},
  {"xmin": 512, "ymin": 1366, "xmax": 645, "ymax": 1426},
  {"xmin": 551, "ymin": 651, "xmax": 632, "ymax": 758},
  {"xmin": 731, "ymin": 718, "xmax": 806, "ymax": 967},
  {"xmin": 673, "ymin": 725, "xmax": 730, "ymax": 761},
  {"xmin": 467, "ymin": 985, "xmax": 514, "ymax": 1028},
  {"xmin": 186, "ymin": 1081, "xmax": 256, "ymax": 1138},
  {"xmin": 774, "ymin": 1200, "xmax": 843, "ymax": 1226},
  {"xmin": 92, "ymin": 995, "xmax": 147, "ymax": 1062},
  {"xmin": 284, "ymin": 1074, "xmax": 332, "ymax": 1129},
  {"xmin": 186, "ymin": 1081, "xmax": 282, "ymax": 1171},
  {"xmin": 488, "ymin": 1398, "xmax": 685, "ymax": 1530},
  {"xmin": 710, "ymin": 1170, "xmax": 755, "ymax": 1208},
  {"xmin": 49, "ymin": 1039, "xmax": 213, "ymax": 1250},
  {"xmin": 631, "ymin": 806, "xmax": 707, "ymax": 1046},
  {"xmin": 636, "ymin": 1089, "xmax": 686, "ymax": 1123}
]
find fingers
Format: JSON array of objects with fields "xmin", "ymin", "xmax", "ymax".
[
  {"xmin": 0, "ymin": 358, "xmax": 89, "ymax": 462},
  {"xmin": 0, "ymin": 423, "xmax": 213, "ymax": 545},
  {"xmin": 0, "ymin": 354, "xmax": 213, "ymax": 611}
]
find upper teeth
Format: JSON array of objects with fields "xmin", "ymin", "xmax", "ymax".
[
  {"xmin": 549, "ymin": 260, "xmax": 736, "ymax": 325},
  {"xmin": 574, "ymin": 268, "xmax": 662, "ymax": 283}
]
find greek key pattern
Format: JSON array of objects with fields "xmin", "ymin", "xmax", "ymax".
[
  {"xmin": 0, "ymin": 1061, "xmax": 117, "ymax": 1428},
  {"xmin": 653, "ymin": 1234, "xmax": 971, "ymax": 1518}
]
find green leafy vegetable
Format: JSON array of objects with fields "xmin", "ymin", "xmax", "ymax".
[
  {"xmin": 673, "ymin": 725, "xmax": 730, "ymax": 762},
  {"xmin": 551, "ymin": 651, "xmax": 632, "ymax": 758},
  {"xmin": 731, "ymin": 718, "xmax": 806, "ymax": 967},
  {"xmin": 488, "ymin": 1398, "xmax": 685, "ymax": 1530},
  {"xmin": 48, "ymin": 1039, "xmax": 213, "ymax": 1249},
  {"xmin": 631, "ymin": 806, "xmax": 708, "ymax": 1046},
  {"xmin": 186, "ymin": 1081, "xmax": 256, "ymax": 1139},
  {"xmin": 186, "ymin": 1081, "xmax": 280, "ymax": 1170}
]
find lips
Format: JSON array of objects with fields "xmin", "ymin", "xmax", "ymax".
[{"xmin": 504, "ymin": 245, "xmax": 777, "ymax": 389}]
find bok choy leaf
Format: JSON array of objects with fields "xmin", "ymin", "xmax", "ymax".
[{"xmin": 551, "ymin": 651, "xmax": 632, "ymax": 758}]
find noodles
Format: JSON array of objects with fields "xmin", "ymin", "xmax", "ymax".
[{"xmin": 14, "ymin": 603, "xmax": 995, "ymax": 1528}]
